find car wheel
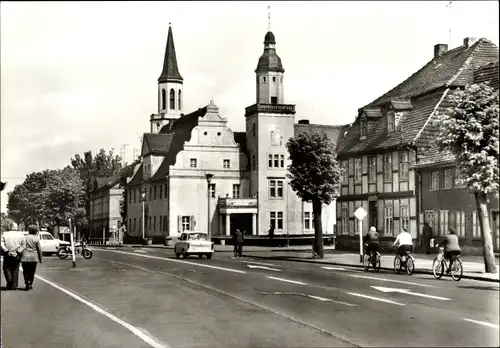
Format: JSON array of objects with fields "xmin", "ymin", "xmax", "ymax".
[
  {"xmin": 175, "ymin": 252, "xmax": 180, "ymax": 259},
  {"xmin": 206, "ymin": 253, "xmax": 212, "ymax": 260},
  {"xmin": 198, "ymin": 254, "xmax": 203, "ymax": 259},
  {"xmin": 182, "ymin": 251, "xmax": 188, "ymax": 259}
]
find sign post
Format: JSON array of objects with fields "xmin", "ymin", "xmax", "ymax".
[
  {"xmin": 68, "ymin": 218, "xmax": 76, "ymax": 268},
  {"xmin": 354, "ymin": 207, "xmax": 367, "ymax": 263}
]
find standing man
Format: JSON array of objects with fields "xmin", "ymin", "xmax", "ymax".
[
  {"xmin": 422, "ymin": 222, "xmax": 433, "ymax": 254},
  {"xmin": 233, "ymin": 229, "xmax": 244, "ymax": 257},
  {"xmin": 1, "ymin": 231, "xmax": 26, "ymax": 290}
]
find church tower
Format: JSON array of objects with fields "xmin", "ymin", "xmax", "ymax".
[
  {"xmin": 245, "ymin": 29, "xmax": 299, "ymax": 236},
  {"xmin": 150, "ymin": 24, "xmax": 184, "ymax": 133}
]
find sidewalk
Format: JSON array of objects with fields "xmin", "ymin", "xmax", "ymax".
[{"xmin": 98, "ymin": 244, "xmax": 499, "ymax": 282}]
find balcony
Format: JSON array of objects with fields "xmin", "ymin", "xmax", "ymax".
[
  {"xmin": 218, "ymin": 197, "xmax": 258, "ymax": 214},
  {"xmin": 245, "ymin": 103, "xmax": 296, "ymax": 117}
]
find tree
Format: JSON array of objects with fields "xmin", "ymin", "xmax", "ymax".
[
  {"xmin": 1, "ymin": 212, "xmax": 15, "ymax": 232},
  {"xmin": 435, "ymin": 83, "xmax": 499, "ymax": 273},
  {"xmin": 286, "ymin": 131, "xmax": 344, "ymax": 259},
  {"xmin": 71, "ymin": 149, "xmax": 123, "ymax": 227}
]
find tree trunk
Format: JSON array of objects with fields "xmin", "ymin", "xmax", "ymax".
[
  {"xmin": 475, "ymin": 191, "xmax": 498, "ymax": 274},
  {"xmin": 312, "ymin": 199, "xmax": 324, "ymax": 259}
]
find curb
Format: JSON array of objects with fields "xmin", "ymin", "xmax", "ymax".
[{"xmin": 246, "ymin": 255, "xmax": 500, "ymax": 283}]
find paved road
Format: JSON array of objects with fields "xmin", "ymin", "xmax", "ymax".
[{"xmin": 1, "ymin": 248, "xmax": 498, "ymax": 348}]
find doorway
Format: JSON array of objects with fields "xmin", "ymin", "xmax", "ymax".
[
  {"xmin": 230, "ymin": 214, "xmax": 252, "ymax": 236},
  {"xmin": 369, "ymin": 201, "xmax": 378, "ymax": 230}
]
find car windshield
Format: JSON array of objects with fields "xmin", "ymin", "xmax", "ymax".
[
  {"xmin": 188, "ymin": 233, "xmax": 208, "ymax": 241},
  {"xmin": 40, "ymin": 234, "xmax": 54, "ymax": 240}
]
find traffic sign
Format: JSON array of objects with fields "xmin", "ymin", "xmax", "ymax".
[{"xmin": 354, "ymin": 207, "xmax": 367, "ymax": 221}]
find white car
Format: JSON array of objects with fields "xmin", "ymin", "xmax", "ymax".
[
  {"xmin": 174, "ymin": 231, "xmax": 214, "ymax": 259},
  {"xmin": 38, "ymin": 231, "xmax": 70, "ymax": 255}
]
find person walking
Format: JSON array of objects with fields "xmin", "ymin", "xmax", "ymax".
[
  {"xmin": 21, "ymin": 225, "xmax": 43, "ymax": 291},
  {"xmin": 1, "ymin": 230, "xmax": 26, "ymax": 290},
  {"xmin": 422, "ymin": 222, "xmax": 433, "ymax": 254},
  {"xmin": 234, "ymin": 229, "xmax": 244, "ymax": 257}
]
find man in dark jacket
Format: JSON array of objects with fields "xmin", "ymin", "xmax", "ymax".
[
  {"xmin": 422, "ymin": 222, "xmax": 433, "ymax": 254},
  {"xmin": 233, "ymin": 229, "xmax": 244, "ymax": 257}
]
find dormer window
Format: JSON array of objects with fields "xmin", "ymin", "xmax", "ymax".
[
  {"xmin": 387, "ymin": 111, "xmax": 395, "ymax": 132},
  {"xmin": 360, "ymin": 117, "xmax": 367, "ymax": 139}
]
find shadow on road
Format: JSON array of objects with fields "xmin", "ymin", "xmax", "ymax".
[
  {"xmin": 1, "ymin": 286, "xmax": 26, "ymax": 291},
  {"xmin": 457, "ymin": 285, "xmax": 500, "ymax": 292}
]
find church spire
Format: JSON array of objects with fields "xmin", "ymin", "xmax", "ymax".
[{"xmin": 158, "ymin": 24, "xmax": 183, "ymax": 83}]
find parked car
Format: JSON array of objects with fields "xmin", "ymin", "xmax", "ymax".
[
  {"xmin": 38, "ymin": 231, "xmax": 70, "ymax": 256},
  {"xmin": 174, "ymin": 231, "xmax": 214, "ymax": 259}
]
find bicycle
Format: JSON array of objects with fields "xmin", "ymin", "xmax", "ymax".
[
  {"xmin": 432, "ymin": 247, "xmax": 463, "ymax": 281},
  {"xmin": 393, "ymin": 250, "xmax": 415, "ymax": 275},
  {"xmin": 363, "ymin": 244, "xmax": 381, "ymax": 272}
]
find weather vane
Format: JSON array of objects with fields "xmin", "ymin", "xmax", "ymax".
[{"xmin": 267, "ymin": 5, "xmax": 271, "ymax": 31}]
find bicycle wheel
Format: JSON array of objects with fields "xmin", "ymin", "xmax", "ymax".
[
  {"xmin": 394, "ymin": 256, "xmax": 401, "ymax": 274},
  {"xmin": 450, "ymin": 258, "xmax": 463, "ymax": 281},
  {"xmin": 374, "ymin": 253, "xmax": 381, "ymax": 272},
  {"xmin": 432, "ymin": 258, "xmax": 444, "ymax": 279},
  {"xmin": 363, "ymin": 254, "xmax": 371, "ymax": 271},
  {"xmin": 406, "ymin": 256, "xmax": 415, "ymax": 275}
]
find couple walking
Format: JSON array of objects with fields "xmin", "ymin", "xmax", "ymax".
[{"xmin": 1, "ymin": 225, "xmax": 43, "ymax": 291}]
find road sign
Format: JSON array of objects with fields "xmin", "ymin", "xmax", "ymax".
[{"xmin": 354, "ymin": 207, "xmax": 367, "ymax": 221}]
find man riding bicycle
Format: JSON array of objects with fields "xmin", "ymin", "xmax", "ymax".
[
  {"xmin": 437, "ymin": 227, "xmax": 461, "ymax": 273},
  {"xmin": 393, "ymin": 227, "xmax": 413, "ymax": 257},
  {"xmin": 364, "ymin": 226, "xmax": 380, "ymax": 257}
]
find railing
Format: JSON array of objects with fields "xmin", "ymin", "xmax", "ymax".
[
  {"xmin": 245, "ymin": 103, "xmax": 296, "ymax": 117},
  {"xmin": 218, "ymin": 197, "xmax": 258, "ymax": 208}
]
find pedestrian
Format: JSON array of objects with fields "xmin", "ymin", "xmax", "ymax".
[
  {"xmin": 234, "ymin": 228, "xmax": 244, "ymax": 257},
  {"xmin": 21, "ymin": 225, "xmax": 43, "ymax": 291},
  {"xmin": 1, "ymin": 230, "xmax": 26, "ymax": 290},
  {"xmin": 423, "ymin": 222, "xmax": 433, "ymax": 254}
]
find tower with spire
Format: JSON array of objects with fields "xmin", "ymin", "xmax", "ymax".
[{"xmin": 150, "ymin": 24, "xmax": 184, "ymax": 133}]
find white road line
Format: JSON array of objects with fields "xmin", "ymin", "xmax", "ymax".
[
  {"xmin": 25, "ymin": 272, "xmax": 169, "ymax": 348},
  {"xmin": 134, "ymin": 250, "xmax": 147, "ymax": 253},
  {"xmin": 347, "ymin": 292, "xmax": 406, "ymax": 306},
  {"xmin": 98, "ymin": 249, "xmax": 246, "ymax": 274},
  {"xmin": 463, "ymin": 318, "xmax": 500, "ymax": 329},
  {"xmin": 322, "ymin": 266, "xmax": 346, "ymax": 271},
  {"xmin": 307, "ymin": 295, "xmax": 357, "ymax": 307},
  {"xmin": 267, "ymin": 276, "xmax": 307, "ymax": 285},
  {"xmin": 347, "ymin": 274, "xmax": 437, "ymax": 288},
  {"xmin": 247, "ymin": 265, "xmax": 282, "ymax": 272},
  {"xmin": 241, "ymin": 260, "xmax": 278, "ymax": 267}
]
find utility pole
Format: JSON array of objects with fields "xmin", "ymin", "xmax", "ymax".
[{"xmin": 446, "ymin": 1, "xmax": 453, "ymax": 47}]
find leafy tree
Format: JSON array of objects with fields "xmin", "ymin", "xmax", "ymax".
[
  {"xmin": 1, "ymin": 212, "xmax": 15, "ymax": 232},
  {"xmin": 119, "ymin": 159, "xmax": 141, "ymax": 223},
  {"xmin": 71, "ymin": 149, "xmax": 123, "ymax": 227},
  {"xmin": 435, "ymin": 83, "xmax": 499, "ymax": 273},
  {"xmin": 286, "ymin": 131, "xmax": 344, "ymax": 259}
]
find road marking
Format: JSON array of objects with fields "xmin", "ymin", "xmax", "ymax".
[
  {"xmin": 260, "ymin": 291, "xmax": 356, "ymax": 307},
  {"xmin": 322, "ymin": 266, "xmax": 346, "ymax": 271},
  {"xmin": 371, "ymin": 286, "xmax": 451, "ymax": 301},
  {"xmin": 106, "ymin": 247, "xmax": 117, "ymax": 250},
  {"xmin": 347, "ymin": 274, "xmax": 437, "ymax": 288},
  {"xmin": 25, "ymin": 272, "xmax": 169, "ymax": 348},
  {"xmin": 347, "ymin": 292, "xmax": 406, "ymax": 306},
  {"xmin": 242, "ymin": 260, "xmax": 278, "ymax": 267},
  {"xmin": 267, "ymin": 276, "xmax": 306, "ymax": 285},
  {"xmin": 134, "ymin": 250, "xmax": 147, "ymax": 253},
  {"xmin": 462, "ymin": 318, "xmax": 500, "ymax": 329},
  {"xmin": 247, "ymin": 265, "xmax": 281, "ymax": 272},
  {"xmin": 307, "ymin": 295, "xmax": 357, "ymax": 307},
  {"xmin": 98, "ymin": 249, "xmax": 246, "ymax": 274}
]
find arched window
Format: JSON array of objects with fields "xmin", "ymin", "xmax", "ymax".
[
  {"xmin": 178, "ymin": 90, "xmax": 182, "ymax": 110},
  {"xmin": 161, "ymin": 89, "xmax": 166, "ymax": 110},
  {"xmin": 169, "ymin": 89, "xmax": 175, "ymax": 110}
]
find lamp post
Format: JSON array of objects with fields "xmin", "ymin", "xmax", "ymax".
[
  {"xmin": 141, "ymin": 188, "xmax": 146, "ymax": 240},
  {"xmin": 205, "ymin": 173, "xmax": 214, "ymax": 240}
]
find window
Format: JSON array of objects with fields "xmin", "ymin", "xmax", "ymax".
[
  {"xmin": 164, "ymin": 184, "xmax": 168, "ymax": 198},
  {"xmin": 209, "ymin": 183, "xmax": 216, "ymax": 198},
  {"xmin": 169, "ymin": 89, "xmax": 175, "ymax": 109},
  {"xmin": 232, "ymin": 184, "xmax": 240, "ymax": 198},
  {"xmin": 181, "ymin": 216, "xmax": 191, "ymax": 231},
  {"xmin": 354, "ymin": 158, "xmax": 362, "ymax": 183},
  {"xmin": 272, "ymin": 76, "xmax": 276, "ymax": 83},
  {"xmin": 268, "ymin": 154, "xmax": 273, "ymax": 168},
  {"xmin": 133, "ymin": 189, "xmax": 136, "ymax": 203},
  {"xmin": 354, "ymin": 212, "xmax": 360, "ymax": 234},
  {"xmin": 387, "ymin": 112, "xmax": 395, "ymax": 132},
  {"xmin": 190, "ymin": 158, "xmax": 197, "ymax": 168},
  {"xmin": 384, "ymin": 205, "xmax": 393, "ymax": 236},
  {"xmin": 271, "ymin": 96, "xmax": 278, "ymax": 104},
  {"xmin": 163, "ymin": 216, "xmax": 167, "ymax": 232},
  {"xmin": 154, "ymin": 186, "xmax": 157, "ymax": 200},
  {"xmin": 360, "ymin": 118, "xmax": 367, "ymax": 138},
  {"xmin": 223, "ymin": 159, "xmax": 230, "ymax": 169},
  {"xmin": 161, "ymin": 89, "xmax": 166, "ymax": 110},
  {"xmin": 129, "ymin": 191, "xmax": 132, "ymax": 204},
  {"xmin": 368, "ymin": 156, "xmax": 376, "ymax": 183},
  {"xmin": 341, "ymin": 205, "xmax": 349, "ymax": 235},
  {"xmin": 280, "ymin": 155, "xmax": 284, "ymax": 168},
  {"xmin": 431, "ymin": 171, "xmax": 440, "ymax": 191},
  {"xmin": 263, "ymin": 77, "xmax": 267, "ymax": 83},
  {"xmin": 341, "ymin": 160, "xmax": 348, "ymax": 184},
  {"xmin": 178, "ymin": 90, "xmax": 182, "ymax": 110},
  {"xmin": 269, "ymin": 179, "xmax": 284, "ymax": 198},
  {"xmin": 149, "ymin": 187, "xmax": 152, "ymax": 201},
  {"xmin": 400, "ymin": 205, "xmax": 409, "ymax": 233},
  {"xmin": 304, "ymin": 212, "xmax": 311, "ymax": 230},
  {"xmin": 153, "ymin": 216, "xmax": 157, "ymax": 231},
  {"xmin": 252, "ymin": 154, "xmax": 256, "ymax": 169},
  {"xmin": 159, "ymin": 185, "xmax": 163, "ymax": 199},
  {"xmin": 274, "ymin": 154, "xmax": 279, "ymax": 167},
  {"xmin": 443, "ymin": 169, "xmax": 453, "ymax": 189},
  {"xmin": 455, "ymin": 169, "xmax": 466, "ymax": 188},
  {"xmin": 252, "ymin": 123, "xmax": 256, "ymax": 137},
  {"xmin": 383, "ymin": 154, "xmax": 392, "ymax": 182},
  {"xmin": 134, "ymin": 218, "xmax": 136, "ymax": 232},
  {"xmin": 399, "ymin": 152, "xmax": 409, "ymax": 181},
  {"xmin": 148, "ymin": 216, "xmax": 152, "ymax": 229},
  {"xmin": 270, "ymin": 211, "xmax": 284, "ymax": 230}
]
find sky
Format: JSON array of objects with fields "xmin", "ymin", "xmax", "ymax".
[{"xmin": 1, "ymin": 1, "xmax": 499, "ymax": 213}]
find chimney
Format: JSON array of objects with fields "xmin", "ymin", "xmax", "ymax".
[
  {"xmin": 298, "ymin": 119, "xmax": 310, "ymax": 125},
  {"xmin": 434, "ymin": 44, "xmax": 448, "ymax": 58},
  {"xmin": 463, "ymin": 37, "xmax": 479, "ymax": 48}
]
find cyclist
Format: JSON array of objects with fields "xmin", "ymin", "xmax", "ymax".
[
  {"xmin": 364, "ymin": 226, "xmax": 380, "ymax": 258},
  {"xmin": 392, "ymin": 227, "xmax": 413, "ymax": 259},
  {"xmin": 437, "ymin": 227, "xmax": 461, "ymax": 273}
]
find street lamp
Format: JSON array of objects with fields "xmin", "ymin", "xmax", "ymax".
[
  {"xmin": 141, "ymin": 188, "xmax": 146, "ymax": 240},
  {"xmin": 205, "ymin": 173, "xmax": 214, "ymax": 239}
]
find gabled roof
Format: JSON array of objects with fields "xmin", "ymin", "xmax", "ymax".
[
  {"xmin": 95, "ymin": 173, "xmax": 122, "ymax": 191},
  {"xmin": 474, "ymin": 60, "xmax": 499, "ymax": 87},
  {"xmin": 360, "ymin": 108, "xmax": 383, "ymax": 118},
  {"xmin": 390, "ymin": 100, "xmax": 413, "ymax": 110},
  {"xmin": 127, "ymin": 163, "xmax": 143, "ymax": 187},
  {"xmin": 143, "ymin": 133, "xmax": 174, "ymax": 156}
]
